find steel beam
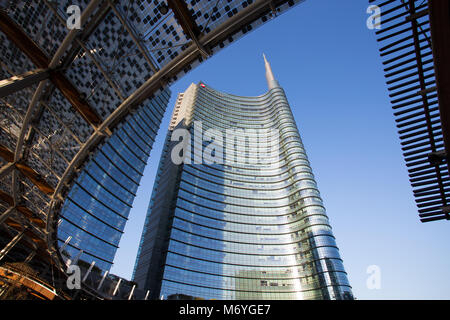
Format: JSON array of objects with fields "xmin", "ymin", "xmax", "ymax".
[
  {"xmin": 97, "ymin": 270, "xmax": 108, "ymax": 290},
  {"xmin": 43, "ymin": 0, "xmax": 125, "ymax": 105},
  {"xmin": 0, "ymin": 69, "xmax": 50, "ymax": 98},
  {"xmin": 82, "ymin": 261, "xmax": 96, "ymax": 282},
  {"xmin": 0, "ymin": 207, "xmax": 15, "ymax": 225},
  {"xmin": 43, "ymin": 0, "xmax": 112, "ymax": 73},
  {"xmin": 167, "ymin": 0, "xmax": 210, "ymax": 57},
  {"xmin": 13, "ymin": 81, "xmax": 48, "ymax": 163},
  {"xmin": 0, "ymin": 163, "xmax": 14, "ymax": 180},
  {"xmin": 107, "ymin": 0, "xmax": 159, "ymax": 73},
  {"xmin": 0, "ymin": 10, "xmax": 49, "ymax": 67},
  {"xmin": 24, "ymin": 250, "xmax": 36, "ymax": 263},
  {"xmin": 128, "ymin": 284, "xmax": 136, "ymax": 300},
  {"xmin": 15, "ymin": 163, "xmax": 54, "ymax": 195},
  {"xmin": 0, "ymin": 190, "xmax": 46, "ymax": 229},
  {"xmin": 0, "ymin": 144, "xmax": 54, "ymax": 195},
  {"xmin": 41, "ymin": 102, "xmax": 82, "ymax": 145},
  {"xmin": 74, "ymin": 40, "xmax": 125, "ymax": 100},
  {"xmin": 0, "ymin": 8, "xmax": 102, "ymax": 129},
  {"xmin": 49, "ymin": 72, "xmax": 102, "ymax": 127},
  {"xmin": 0, "ymin": 144, "xmax": 14, "ymax": 162},
  {"xmin": 112, "ymin": 278, "xmax": 122, "ymax": 296},
  {"xmin": 0, "ymin": 228, "xmax": 25, "ymax": 262},
  {"xmin": 59, "ymin": 236, "xmax": 72, "ymax": 255}
]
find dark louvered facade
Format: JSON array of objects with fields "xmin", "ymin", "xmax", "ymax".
[{"xmin": 370, "ymin": 0, "xmax": 450, "ymax": 222}]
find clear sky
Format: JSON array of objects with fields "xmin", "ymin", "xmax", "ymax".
[{"xmin": 110, "ymin": 0, "xmax": 450, "ymax": 299}]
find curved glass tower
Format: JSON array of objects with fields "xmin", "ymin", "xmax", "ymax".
[
  {"xmin": 133, "ymin": 57, "xmax": 352, "ymax": 300},
  {"xmin": 57, "ymin": 89, "xmax": 171, "ymax": 271}
]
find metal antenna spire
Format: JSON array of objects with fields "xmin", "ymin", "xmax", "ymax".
[{"xmin": 263, "ymin": 53, "xmax": 279, "ymax": 89}]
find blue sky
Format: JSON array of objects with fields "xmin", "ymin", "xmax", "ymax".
[{"xmin": 110, "ymin": 0, "xmax": 450, "ymax": 299}]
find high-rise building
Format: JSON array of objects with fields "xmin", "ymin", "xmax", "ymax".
[
  {"xmin": 133, "ymin": 56, "xmax": 352, "ymax": 300},
  {"xmin": 57, "ymin": 88, "xmax": 171, "ymax": 271}
]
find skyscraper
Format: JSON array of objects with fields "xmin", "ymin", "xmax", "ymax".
[{"xmin": 133, "ymin": 56, "xmax": 352, "ymax": 300}]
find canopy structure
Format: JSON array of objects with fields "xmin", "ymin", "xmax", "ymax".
[
  {"xmin": 370, "ymin": 0, "xmax": 450, "ymax": 222},
  {"xmin": 0, "ymin": 0, "xmax": 303, "ymax": 297}
]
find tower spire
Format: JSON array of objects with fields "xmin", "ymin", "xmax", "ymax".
[{"xmin": 263, "ymin": 53, "xmax": 279, "ymax": 90}]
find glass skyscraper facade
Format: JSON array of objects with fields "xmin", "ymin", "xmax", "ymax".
[
  {"xmin": 133, "ymin": 57, "xmax": 352, "ymax": 300},
  {"xmin": 57, "ymin": 88, "xmax": 171, "ymax": 271}
]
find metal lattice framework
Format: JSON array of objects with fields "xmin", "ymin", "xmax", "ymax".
[
  {"xmin": 0, "ymin": 0, "xmax": 304, "ymax": 291},
  {"xmin": 370, "ymin": 0, "xmax": 450, "ymax": 222}
]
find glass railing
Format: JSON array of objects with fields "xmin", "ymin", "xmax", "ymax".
[{"xmin": 61, "ymin": 243, "xmax": 150, "ymax": 300}]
